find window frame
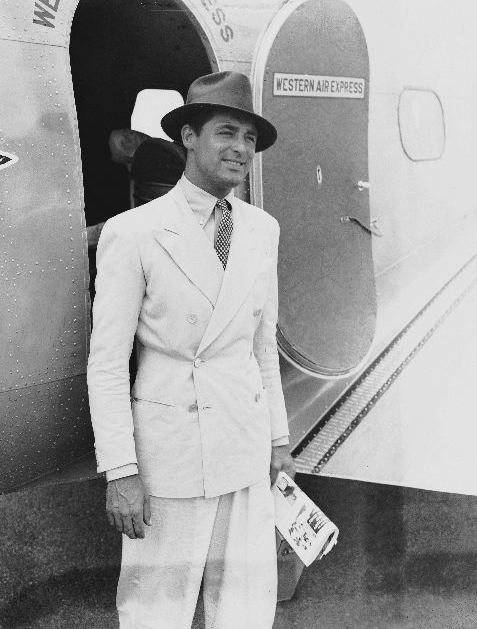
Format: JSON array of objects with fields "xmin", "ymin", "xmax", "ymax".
[{"xmin": 398, "ymin": 86, "xmax": 446, "ymax": 162}]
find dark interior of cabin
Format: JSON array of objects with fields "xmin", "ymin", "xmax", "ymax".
[{"xmin": 69, "ymin": 0, "xmax": 213, "ymax": 227}]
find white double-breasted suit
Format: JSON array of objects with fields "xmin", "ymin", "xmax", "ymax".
[{"xmin": 87, "ymin": 177, "xmax": 289, "ymax": 628}]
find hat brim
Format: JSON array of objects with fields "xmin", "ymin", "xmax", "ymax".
[{"xmin": 161, "ymin": 103, "xmax": 277, "ymax": 153}]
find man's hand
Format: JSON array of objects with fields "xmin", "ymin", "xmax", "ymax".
[
  {"xmin": 106, "ymin": 475, "xmax": 152, "ymax": 539},
  {"xmin": 270, "ymin": 444, "xmax": 296, "ymax": 486}
]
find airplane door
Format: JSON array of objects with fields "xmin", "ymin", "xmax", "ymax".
[{"xmin": 253, "ymin": 0, "xmax": 376, "ymax": 377}]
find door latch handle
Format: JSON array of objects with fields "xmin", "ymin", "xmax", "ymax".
[
  {"xmin": 357, "ymin": 180, "xmax": 370, "ymax": 191},
  {"xmin": 341, "ymin": 215, "xmax": 383, "ymax": 237}
]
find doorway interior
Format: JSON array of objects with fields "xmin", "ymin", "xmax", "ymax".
[{"xmin": 69, "ymin": 0, "xmax": 215, "ymax": 227}]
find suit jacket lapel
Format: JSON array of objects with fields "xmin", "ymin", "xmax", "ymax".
[
  {"xmin": 197, "ymin": 200, "xmax": 263, "ymax": 355},
  {"xmin": 153, "ymin": 186, "xmax": 224, "ymax": 307}
]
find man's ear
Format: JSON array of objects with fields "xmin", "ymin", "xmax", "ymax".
[{"xmin": 181, "ymin": 124, "xmax": 195, "ymax": 150}]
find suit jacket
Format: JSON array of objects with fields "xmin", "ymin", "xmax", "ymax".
[{"xmin": 87, "ymin": 183, "xmax": 289, "ymax": 498}]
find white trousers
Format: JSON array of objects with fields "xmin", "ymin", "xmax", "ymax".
[{"xmin": 116, "ymin": 479, "xmax": 277, "ymax": 629}]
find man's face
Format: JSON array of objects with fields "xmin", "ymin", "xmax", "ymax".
[{"xmin": 183, "ymin": 111, "xmax": 257, "ymax": 197}]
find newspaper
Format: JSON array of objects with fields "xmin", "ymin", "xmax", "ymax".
[{"xmin": 272, "ymin": 472, "xmax": 339, "ymax": 567}]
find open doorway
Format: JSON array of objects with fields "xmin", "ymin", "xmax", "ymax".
[{"xmin": 69, "ymin": 0, "xmax": 215, "ymax": 228}]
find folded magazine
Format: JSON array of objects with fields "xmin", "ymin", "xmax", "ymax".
[{"xmin": 272, "ymin": 472, "xmax": 339, "ymax": 567}]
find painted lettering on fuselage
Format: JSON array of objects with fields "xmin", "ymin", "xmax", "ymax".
[
  {"xmin": 33, "ymin": 0, "xmax": 61, "ymax": 28},
  {"xmin": 200, "ymin": 0, "xmax": 234, "ymax": 43},
  {"xmin": 0, "ymin": 151, "xmax": 19, "ymax": 170}
]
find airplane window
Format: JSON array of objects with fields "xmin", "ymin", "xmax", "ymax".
[
  {"xmin": 398, "ymin": 88, "xmax": 445, "ymax": 161},
  {"xmin": 131, "ymin": 89, "xmax": 184, "ymax": 140}
]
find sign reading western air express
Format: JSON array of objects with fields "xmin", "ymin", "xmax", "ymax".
[{"xmin": 274, "ymin": 73, "xmax": 365, "ymax": 99}]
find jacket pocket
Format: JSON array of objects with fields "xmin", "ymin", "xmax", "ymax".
[{"xmin": 132, "ymin": 396, "xmax": 175, "ymax": 408}]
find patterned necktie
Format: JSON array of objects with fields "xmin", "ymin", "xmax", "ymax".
[{"xmin": 214, "ymin": 199, "xmax": 233, "ymax": 269}]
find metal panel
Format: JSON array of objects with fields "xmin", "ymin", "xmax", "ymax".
[
  {"xmin": 310, "ymin": 253, "xmax": 477, "ymax": 496},
  {"xmin": 0, "ymin": 376, "xmax": 91, "ymax": 492},
  {"xmin": 0, "ymin": 39, "xmax": 88, "ymax": 385},
  {"xmin": 253, "ymin": 0, "xmax": 376, "ymax": 377},
  {"xmin": 0, "ymin": 36, "xmax": 90, "ymax": 490}
]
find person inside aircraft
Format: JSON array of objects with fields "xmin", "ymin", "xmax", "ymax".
[
  {"xmin": 109, "ymin": 128, "xmax": 150, "ymax": 169},
  {"xmin": 130, "ymin": 137, "xmax": 186, "ymax": 206},
  {"xmin": 86, "ymin": 128, "xmax": 148, "ymax": 250},
  {"xmin": 86, "ymin": 131, "xmax": 185, "ymax": 298}
]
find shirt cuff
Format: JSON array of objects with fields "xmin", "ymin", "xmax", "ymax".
[
  {"xmin": 272, "ymin": 436, "xmax": 290, "ymax": 447},
  {"xmin": 105, "ymin": 463, "xmax": 139, "ymax": 482}
]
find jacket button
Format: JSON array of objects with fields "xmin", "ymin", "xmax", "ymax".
[
  {"xmin": 187, "ymin": 314, "xmax": 198, "ymax": 324},
  {"xmin": 193, "ymin": 357, "xmax": 202, "ymax": 368},
  {"xmin": 188, "ymin": 404, "xmax": 198, "ymax": 412}
]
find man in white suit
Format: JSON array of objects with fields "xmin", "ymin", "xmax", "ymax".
[{"xmin": 87, "ymin": 71, "xmax": 295, "ymax": 629}]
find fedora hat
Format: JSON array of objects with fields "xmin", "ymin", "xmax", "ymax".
[{"xmin": 161, "ymin": 71, "xmax": 277, "ymax": 152}]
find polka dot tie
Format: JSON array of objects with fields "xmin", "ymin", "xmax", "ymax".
[{"xmin": 214, "ymin": 199, "xmax": 233, "ymax": 269}]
